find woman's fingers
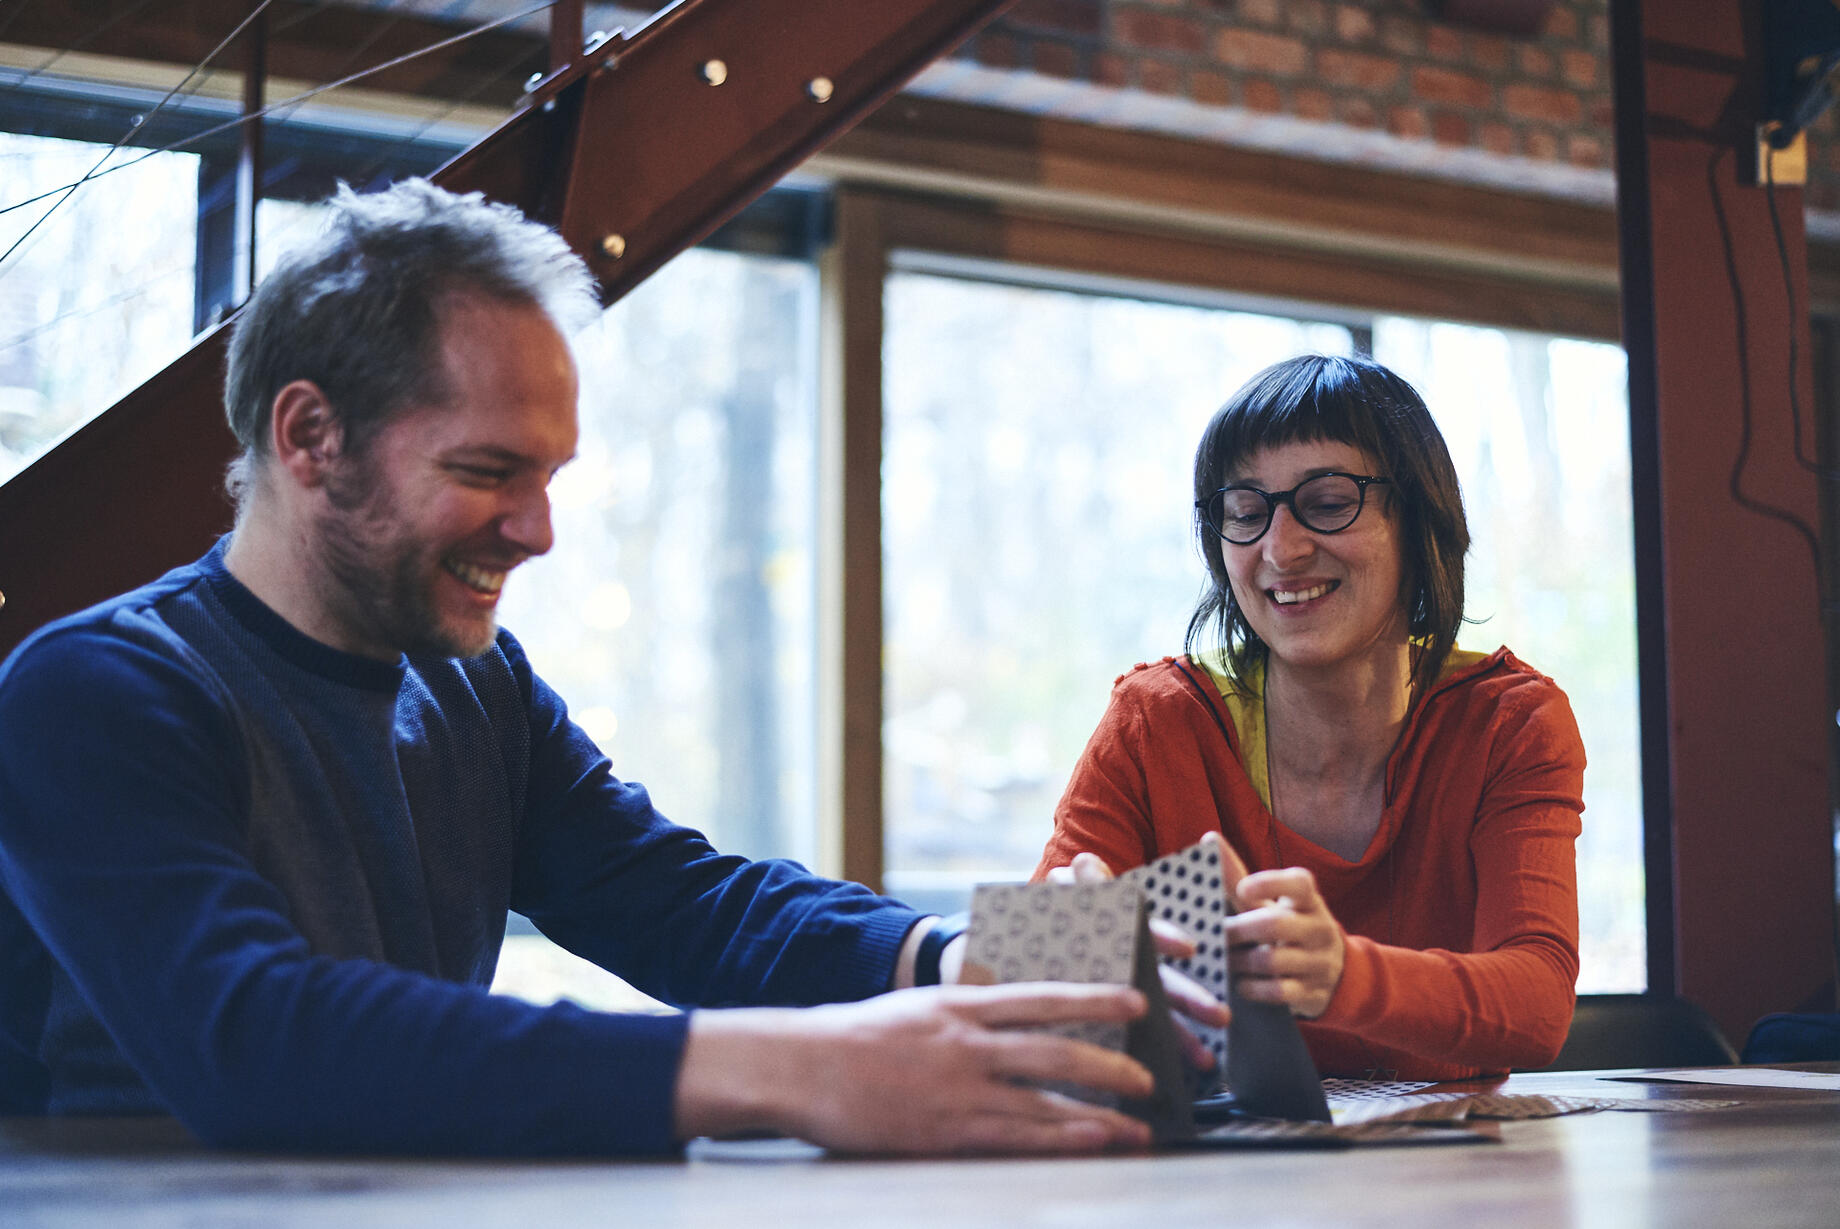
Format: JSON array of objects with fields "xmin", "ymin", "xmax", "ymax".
[
  {"xmin": 1199, "ymin": 832, "xmax": 1252, "ymax": 898},
  {"xmin": 1045, "ymin": 851, "xmax": 1116, "ymax": 886},
  {"xmin": 1215, "ymin": 865, "xmax": 1346, "ymax": 1018},
  {"xmin": 1148, "ymin": 916, "xmax": 1198, "ymax": 960},
  {"xmin": 1235, "ymin": 866, "xmax": 1322, "ymax": 910},
  {"xmin": 1225, "ymin": 906, "xmax": 1335, "ymax": 951}
]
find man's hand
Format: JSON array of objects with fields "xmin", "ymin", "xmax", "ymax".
[
  {"xmin": 1223, "ymin": 865, "xmax": 1346, "ymax": 1019},
  {"xmin": 674, "ymin": 984, "xmax": 1155, "ymax": 1154}
]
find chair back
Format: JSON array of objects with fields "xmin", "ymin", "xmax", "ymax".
[{"xmin": 1527, "ymin": 994, "xmax": 1737, "ymax": 1071}]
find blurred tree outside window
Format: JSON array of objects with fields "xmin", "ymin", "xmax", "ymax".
[
  {"xmin": 881, "ymin": 270, "xmax": 1644, "ymax": 994},
  {"xmin": 491, "ymin": 247, "xmax": 820, "ymax": 1010}
]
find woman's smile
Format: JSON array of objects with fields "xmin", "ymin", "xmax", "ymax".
[{"xmin": 1226, "ymin": 439, "xmax": 1406, "ymax": 676}]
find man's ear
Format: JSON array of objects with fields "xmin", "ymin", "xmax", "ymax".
[{"xmin": 269, "ymin": 380, "xmax": 343, "ymax": 488}]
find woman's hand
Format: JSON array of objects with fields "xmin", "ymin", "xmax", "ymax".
[
  {"xmin": 1224, "ymin": 864, "xmax": 1346, "ymax": 1019},
  {"xmin": 1054, "ymin": 835, "xmax": 1348, "ymax": 1020},
  {"xmin": 1045, "ymin": 850, "xmax": 1231, "ymax": 1072}
]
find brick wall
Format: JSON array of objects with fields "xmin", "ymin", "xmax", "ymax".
[
  {"xmin": 952, "ymin": 0, "xmax": 1840, "ymax": 213},
  {"xmin": 962, "ymin": 0, "xmax": 1613, "ymax": 169}
]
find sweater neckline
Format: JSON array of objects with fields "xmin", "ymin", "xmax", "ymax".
[
  {"xmin": 200, "ymin": 538, "xmax": 408, "ymax": 694},
  {"xmin": 1183, "ymin": 646, "xmax": 1511, "ymax": 869}
]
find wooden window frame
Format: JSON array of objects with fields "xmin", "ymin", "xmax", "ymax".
[{"xmin": 811, "ymin": 97, "xmax": 1627, "ymax": 905}]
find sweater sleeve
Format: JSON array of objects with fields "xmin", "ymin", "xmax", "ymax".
[
  {"xmin": 1034, "ymin": 680, "xmax": 1164, "ymax": 880},
  {"xmin": 502, "ymin": 637, "xmax": 923, "ymax": 1010},
  {"xmin": 1308, "ymin": 679, "xmax": 1584, "ymax": 1072},
  {"xmin": 0, "ymin": 624, "xmax": 693, "ymax": 1156}
]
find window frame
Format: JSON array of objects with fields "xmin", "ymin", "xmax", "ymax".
[{"xmin": 811, "ymin": 105, "xmax": 1645, "ymax": 987}]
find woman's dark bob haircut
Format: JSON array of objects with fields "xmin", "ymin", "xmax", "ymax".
[{"xmin": 1185, "ymin": 353, "xmax": 1470, "ymax": 699}]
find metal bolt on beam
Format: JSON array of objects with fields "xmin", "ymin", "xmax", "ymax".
[
  {"xmin": 808, "ymin": 76, "xmax": 834, "ymax": 102},
  {"xmin": 701, "ymin": 59, "xmax": 728, "ymax": 85},
  {"xmin": 601, "ymin": 234, "xmax": 627, "ymax": 259}
]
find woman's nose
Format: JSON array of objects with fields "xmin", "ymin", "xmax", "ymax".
[{"xmin": 1262, "ymin": 504, "xmax": 1314, "ymax": 567}]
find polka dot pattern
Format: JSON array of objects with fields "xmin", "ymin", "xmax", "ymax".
[{"xmin": 1119, "ymin": 839, "xmax": 1230, "ymax": 1079}]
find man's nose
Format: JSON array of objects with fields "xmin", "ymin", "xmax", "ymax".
[{"xmin": 501, "ymin": 485, "xmax": 555, "ymax": 558}]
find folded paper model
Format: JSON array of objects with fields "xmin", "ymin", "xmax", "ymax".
[
  {"xmin": 961, "ymin": 877, "xmax": 1197, "ymax": 1141},
  {"xmin": 963, "ymin": 839, "xmax": 1331, "ymax": 1141}
]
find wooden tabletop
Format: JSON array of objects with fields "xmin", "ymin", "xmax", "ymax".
[{"xmin": 5, "ymin": 1067, "xmax": 1838, "ymax": 1227}]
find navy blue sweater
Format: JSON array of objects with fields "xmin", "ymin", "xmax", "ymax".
[{"xmin": 0, "ymin": 542, "xmax": 921, "ymax": 1154}]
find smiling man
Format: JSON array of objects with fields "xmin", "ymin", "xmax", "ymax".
[{"xmin": 0, "ymin": 181, "xmax": 1178, "ymax": 1156}]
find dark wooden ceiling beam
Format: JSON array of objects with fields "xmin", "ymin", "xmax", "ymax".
[{"xmin": 0, "ymin": 0, "xmax": 545, "ymax": 107}]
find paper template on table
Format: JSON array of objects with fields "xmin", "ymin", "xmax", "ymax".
[
  {"xmin": 963, "ymin": 879, "xmax": 1195, "ymax": 1141},
  {"xmin": 1607, "ymin": 1067, "xmax": 1840, "ymax": 1092}
]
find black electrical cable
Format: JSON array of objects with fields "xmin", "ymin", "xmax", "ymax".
[
  {"xmin": 1706, "ymin": 143, "xmax": 1827, "ymax": 599},
  {"xmin": 1760, "ymin": 147, "xmax": 1840, "ymax": 479}
]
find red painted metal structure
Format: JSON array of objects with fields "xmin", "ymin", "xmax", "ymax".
[
  {"xmin": 1612, "ymin": 0, "xmax": 1838, "ymax": 1042},
  {"xmin": 0, "ymin": 0, "xmax": 1017, "ymax": 660}
]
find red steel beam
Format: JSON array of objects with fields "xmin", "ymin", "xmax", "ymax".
[{"xmin": 1612, "ymin": 0, "xmax": 1837, "ymax": 1040}]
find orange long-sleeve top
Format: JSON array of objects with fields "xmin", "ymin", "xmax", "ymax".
[{"xmin": 1034, "ymin": 647, "xmax": 1585, "ymax": 1080}]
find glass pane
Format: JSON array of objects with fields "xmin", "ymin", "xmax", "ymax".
[
  {"xmin": 0, "ymin": 134, "xmax": 198, "ymax": 485},
  {"xmin": 493, "ymin": 247, "xmax": 820, "ymax": 1008},
  {"xmin": 882, "ymin": 271, "xmax": 1645, "ymax": 995},
  {"xmin": 255, "ymin": 197, "xmax": 333, "ymax": 283},
  {"xmin": 1374, "ymin": 320, "xmax": 1643, "ymax": 992},
  {"xmin": 882, "ymin": 271, "xmax": 1352, "ymax": 914}
]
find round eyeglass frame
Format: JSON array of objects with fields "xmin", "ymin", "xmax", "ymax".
[{"xmin": 1196, "ymin": 472, "xmax": 1393, "ymax": 546}]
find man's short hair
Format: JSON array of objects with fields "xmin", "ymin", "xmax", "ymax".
[{"xmin": 223, "ymin": 179, "xmax": 598, "ymax": 501}]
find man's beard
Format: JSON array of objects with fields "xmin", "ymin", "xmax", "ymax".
[{"xmin": 316, "ymin": 454, "xmax": 498, "ymax": 660}]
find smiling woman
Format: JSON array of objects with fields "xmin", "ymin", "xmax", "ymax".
[{"xmin": 1036, "ymin": 354, "xmax": 1587, "ymax": 1081}]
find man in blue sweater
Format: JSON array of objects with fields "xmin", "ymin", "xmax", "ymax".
[{"xmin": 0, "ymin": 181, "xmax": 1192, "ymax": 1155}]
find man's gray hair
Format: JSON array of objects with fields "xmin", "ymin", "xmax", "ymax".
[{"xmin": 223, "ymin": 179, "xmax": 598, "ymax": 501}]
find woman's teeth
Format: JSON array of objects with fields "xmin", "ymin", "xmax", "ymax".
[{"xmin": 1271, "ymin": 582, "xmax": 1334, "ymax": 605}]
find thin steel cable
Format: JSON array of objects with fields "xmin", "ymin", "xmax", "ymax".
[
  {"xmin": 0, "ymin": 0, "xmax": 551, "ymax": 223},
  {"xmin": 222, "ymin": 45, "xmax": 536, "ymax": 292},
  {"xmin": 0, "ymin": 0, "xmax": 277, "ymax": 273},
  {"xmin": 0, "ymin": 6, "xmax": 544, "ymax": 360}
]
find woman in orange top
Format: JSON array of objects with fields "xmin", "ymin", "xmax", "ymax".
[{"xmin": 1037, "ymin": 354, "xmax": 1585, "ymax": 1080}]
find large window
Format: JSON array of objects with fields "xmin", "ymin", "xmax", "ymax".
[
  {"xmin": 492, "ymin": 244, "xmax": 821, "ymax": 1009},
  {"xmin": 1375, "ymin": 322, "xmax": 1641, "ymax": 991},
  {"xmin": 0, "ymin": 133, "xmax": 199, "ymax": 484},
  {"xmin": 881, "ymin": 270, "xmax": 1354, "ymax": 900},
  {"xmin": 881, "ymin": 266, "xmax": 1643, "ymax": 993},
  {"xmin": 1, "ymin": 74, "xmax": 1653, "ymax": 1002},
  {"xmin": 499, "ymin": 247, "xmax": 821, "ymax": 867}
]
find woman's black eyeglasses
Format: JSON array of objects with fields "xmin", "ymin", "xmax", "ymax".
[{"xmin": 1196, "ymin": 472, "xmax": 1393, "ymax": 546}]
